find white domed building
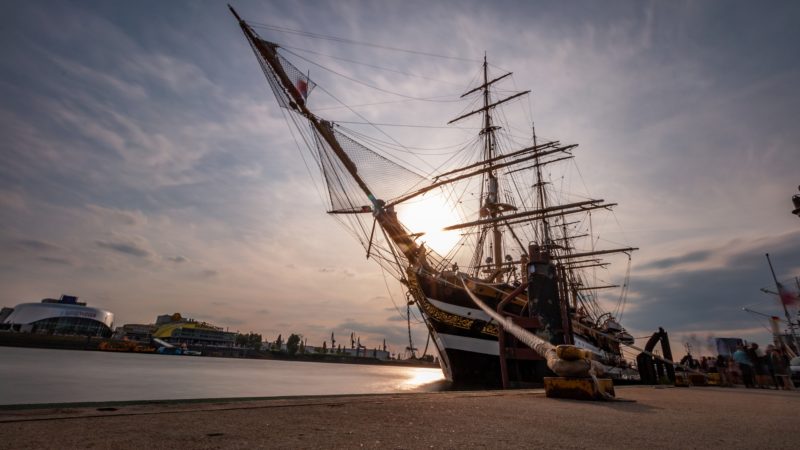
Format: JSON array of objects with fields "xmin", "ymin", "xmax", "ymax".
[{"xmin": 1, "ymin": 295, "xmax": 114, "ymax": 337}]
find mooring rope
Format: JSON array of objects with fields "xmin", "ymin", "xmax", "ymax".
[
  {"xmin": 570, "ymin": 321, "xmax": 707, "ymax": 377},
  {"xmin": 457, "ymin": 275, "xmax": 553, "ymax": 356},
  {"xmin": 457, "ymin": 276, "xmax": 613, "ymax": 399}
]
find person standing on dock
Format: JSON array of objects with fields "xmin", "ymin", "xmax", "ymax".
[
  {"xmin": 733, "ymin": 345, "xmax": 755, "ymax": 388},
  {"xmin": 768, "ymin": 346, "xmax": 792, "ymax": 390},
  {"xmin": 748, "ymin": 343, "xmax": 768, "ymax": 388}
]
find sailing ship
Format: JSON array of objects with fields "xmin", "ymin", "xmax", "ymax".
[{"xmin": 230, "ymin": 7, "xmax": 639, "ymax": 386}]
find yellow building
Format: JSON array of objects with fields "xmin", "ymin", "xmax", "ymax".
[{"xmin": 151, "ymin": 313, "xmax": 236, "ymax": 347}]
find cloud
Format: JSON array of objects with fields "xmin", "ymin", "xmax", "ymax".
[
  {"xmin": 190, "ymin": 313, "xmax": 245, "ymax": 327},
  {"xmin": 86, "ymin": 204, "xmax": 147, "ymax": 227},
  {"xmin": 166, "ymin": 255, "xmax": 188, "ymax": 263},
  {"xmin": 317, "ymin": 267, "xmax": 357, "ymax": 278},
  {"xmin": 13, "ymin": 239, "xmax": 63, "ymax": 252},
  {"xmin": 199, "ymin": 269, "xmax": 219, "ymax": 278},
  {"xmin": 639, "ymin": 250, "xmax": 712, "ymax": 270},
  {"xmin": 216, "ymin": 316, "xmax": 247, "ymax": 327},
  {"xmin": 47, "ymin": 53, "xmax": 149, "ymax": 100},
  {"xmin": 95, "ymin": 239, "xmax": 152, "ymax": 258},
  {"xmin": 386, "ymin": 314, "xmax": 407, "ymax": 322},
  {"xmin": 625, "ymin": 230, "xmax": 800, "ymax": 340},
  {"xmin": 37, "ymin": 256, "xmax": 72, "ymax": 265}
]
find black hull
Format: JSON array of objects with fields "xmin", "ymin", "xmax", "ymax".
[
  {"xmin": 409, "ymin": 271, "xmax": 622, "ymax": 387},
  {"xmin": 407, "ymin": 273, "xmax": 552, "ymax": 386},
  {"xmin": 443, "ymin": 347, "xmax": 550, "ymax": 388}
]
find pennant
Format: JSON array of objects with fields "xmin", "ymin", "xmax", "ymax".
[
  {"xmin": 296, "ymin": 78, "xmax": 308, "ymax": 100},
  {"xmin": 777, "ymin": 282, "xmax": 798, "ymax": 306}
]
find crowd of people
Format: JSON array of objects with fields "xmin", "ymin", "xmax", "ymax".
[{"xmin": 689, "ymin": 343, "xmax": 795, "ymax": 389}]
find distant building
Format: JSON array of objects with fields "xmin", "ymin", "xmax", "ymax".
[
  {"xmin": 0, "ymin": 294, "xmax": 114, "ymax": 337},
  {"xmin": 341, "ymin": 347, "xmax": 390, "ymax": 360},
  {"xmin": 113, "ymin": 323, "xmax": 156, "ymax": 342},
  {"xmin": 150, "ymin": 313, "xmax": 236, "ymax": 347},
  {"xmin": 304, "ymin": 345, "xmax": 390, "ymax": 360}
]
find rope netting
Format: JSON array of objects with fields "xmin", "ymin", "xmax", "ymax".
[{"xmin": 252, "ymin": 38, "xmax": 317, "ymax": 110}]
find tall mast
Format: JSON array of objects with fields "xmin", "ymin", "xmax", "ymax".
[
  {"xmin": 766, "ymin": 253, "xmax": 800, "ymax": 350},
  {"xmin": 447, "ymin": 57, "xmax": 531, "ymax": 278},
  {"xmin": 481, "ymin": 55, "xmax": 503, "ymax": 275},
  {"xmin": 532, "ymin": 122, "xmax": 550, "ymax": 248}
]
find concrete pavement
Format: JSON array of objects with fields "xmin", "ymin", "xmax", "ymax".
[{"xmin": 1, "ymin": 386, "xmax": 798, "ymax": 449}]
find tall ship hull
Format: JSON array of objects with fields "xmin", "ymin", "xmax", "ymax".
[
  {"xmin": 411, "ymin": 267, "xmax": 632, "ymax": 386},
  {"xmin": 229, "ymin": 7, "xmax": 638, "ymax": 387}
]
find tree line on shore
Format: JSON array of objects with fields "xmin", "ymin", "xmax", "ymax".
[{"xmin": 235, "ymin": 331, "xmax": 395, "ymax": 358}]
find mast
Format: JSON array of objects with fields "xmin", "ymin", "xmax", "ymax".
[
  {"xmin": 448, "ymin": 57, "xmax": 533, "ymax": 279},
  {"xmin": 532, "ymin": 122, "xmax": 551, "ymax": 248},
  {"xmin": 481, "ymin": 55, "xmax": 504, "ymax": 276},
  {"xmin": 766, "ymin": 253, "xmax": 800, "ymax": 350}
]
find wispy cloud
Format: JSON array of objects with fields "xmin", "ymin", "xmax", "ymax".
[
  {"xmin": 95, "ymin": 239, "xmax": 152, "ymax": 258},
  {"xmin": 13, "ymin": 238, "xmax": 63, "ymax": 252},
  {"xmin": 627, "ymin": 230, "xmax": 800, "ymax": 339},
  {"xmin": 37, "ymin": 256, "xmax": 72, "ymax": 266},
  {"xmin": 198, "ymin": 269, "xmax": 219, "ymax": 279},
  {"xmin": 639, "ymin": 250, "xmax": 712, "ymax": 270},
  {"xmin": 86, "ymin": 204, "xmax": 147, "ymax": 227}
]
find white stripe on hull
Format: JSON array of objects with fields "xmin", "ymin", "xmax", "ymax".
[
  {"xmin": 437, "ymin": 332, "xmax": 608, "ymax": 361},
  {"xmin": 428, "ymin": 298, "xmax": 492, "ymax": 322},
  {"xmin": 573, "ymin": 335, "xmax": 611, "ymax": 360},
  {"xmin": 437, "ymin": 333, "xmax": 499, "ymax": 356}
]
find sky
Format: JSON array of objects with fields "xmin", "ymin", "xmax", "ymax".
[{"xmin": 1, "ymin": 0, "xmax": 799, "ymax": 358}]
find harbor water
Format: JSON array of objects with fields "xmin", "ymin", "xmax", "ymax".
[{"xmin": 0, "ymin": 347, "xmax": 445, "ymax": 405}]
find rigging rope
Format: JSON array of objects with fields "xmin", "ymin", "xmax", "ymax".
[
  {"xmin": 421, "ymin": 331, "xmax": 431, "ymax": 357},
  {"xmin": 281, "ymin": 44, "xmax": 465, "ymax": 86},
  {"xmin": 283, "ymin": 48, "xmax": 465, "ymax": 102},
  {"xmin": 314, "ymin": 97, "xmax": 457, "ymax": 112},
  {"xmin": 335, "ymin": 121, "xmax": 480, "ymax": 130},
  {"xmin": 614, "ymin": 254, "xmax": 632, "ymax": 321},
  {"xmin": 247, "ymin": 21, "xmax": 483, "ymax": 63}
]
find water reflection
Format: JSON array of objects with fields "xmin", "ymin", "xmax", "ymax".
[{"xmin": 398, "ymin": 368, "xmax": 446, "ymax": 391}]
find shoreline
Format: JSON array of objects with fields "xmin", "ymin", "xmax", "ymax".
[{"xmin": 0, "ymin": 335, "xmax": 440, "ymax": 369}]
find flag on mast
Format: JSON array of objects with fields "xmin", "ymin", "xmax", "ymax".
[
  {"xmin": 296, "ymin": 78, "xmax": 308, "ymax": 99},
  {"xmin": 777, "ymin": 282, "xmax": 798, "ymax": 306}
]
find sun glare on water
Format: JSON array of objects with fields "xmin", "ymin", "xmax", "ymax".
[
  {"xmin": 396, "ymin": 193, "xmax": 462, "ymax": 256},
  {"xmin": 399, "ymin": 368, "xmax": 446, "ymax": 390}
]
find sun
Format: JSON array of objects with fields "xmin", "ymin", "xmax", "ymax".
[{"xmin": 396, "ymin": 192, "xmax": 462, "ymax": 255}]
